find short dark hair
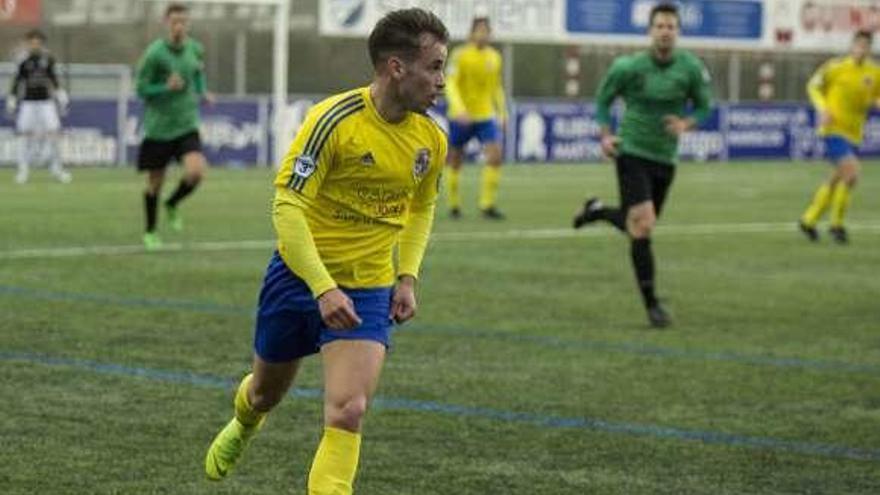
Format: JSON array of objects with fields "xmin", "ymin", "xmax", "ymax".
[
  {"xmin": 25, "ymin": 29, "xmax": 46, "ymax": 41},
  {"xmin": 855, "ymin": 29, "xmax": 874, "ymax": 44},
  {"xmin": 649, "ymin": 3, "xmax": 680, "ymax": 26},
  {"xmin": 471, "ymin": 17, "xmax": 491, "ymax": 33},
  {"xmin": 165, "ymin": 2, "xmax": 189, "ymax": 17},
  {"xmin": 368, "ymin": 8, "xmax": 449, "ymax": 67}
]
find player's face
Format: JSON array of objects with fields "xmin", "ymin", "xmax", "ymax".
[
  {"xmin": 649, "ymin": 13, "xmax": 680, "ymax": 52},
  {"xmin": 851, "ymin": 37, "xmax": 872, "ymax": 62},
  {"xmin": 397, "ymin": 35, "xmax": 448, "ymax": 113},
  {"xmin": 471, "ymin": 22, "xmax": 491, "ymax": 46},
  {"xmin": 26, "ymin": 37, "xmax": 43, "ymax": 53},
  {"xmin": 166, "ymin": 12, "xmax": 190, "ymax": 44}
]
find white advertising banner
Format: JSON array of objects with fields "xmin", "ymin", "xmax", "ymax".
[
  {"xmin": 768, "ymin": 0, "xmax": 880, "ymax": 52},
  {"xmin": 320, "ymin": 0, "xmax": 880, "ymax": 53},
  {"xmin": 320, "ymin": 0, "xmax": 565, "ymax": 42}
]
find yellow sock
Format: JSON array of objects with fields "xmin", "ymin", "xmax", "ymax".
[
  {"xmin": 234, "ymin": 373, "xmax": 265, "ymax": 427},
  {"xmin": 829, "ymin": 182, "xmax": 852, "ymax": 228},
  {"xmin": 801, "ymin": 183, "xmax": 833, "ymax": 227},
  {"xmin": 479, "ymin": 166, "xmax": 502, "ymax": 210},
  {"xmin": 308, "ymin": 427, "xmax": 362, "ymax": 495},
  {"xmin": 445, "ymin": 167, "xmax": 461, "ymax": 209}
]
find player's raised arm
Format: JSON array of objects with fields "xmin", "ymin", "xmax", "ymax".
[
  {"xmin": 5, "ymin": 62, "xmax": 24, "ymax": 116},
  {"xmin": 444, "ymin": 47, "xmax": 468, "ymax": 122},
  {"xmin": 595, "ymin": 57, "xmax": 627, "ymax": 156},
  {"xmin": 807, "ymin": 60, "xmax": 832, "ymax": 114},
  {"xmin": 689, "ymin": 61, "xmax": 713, "ymax": 126},
  {"xmin": 46, "ymin": 56, "xmax": 69, "ymax": 114},
  {"xmin": 595, "ymin": 57, "xmax": 627, "ymax": 129},
  {"xmin": 493, "ymin": 54, "xmax": 508, "ymax": 124},
  {"xmin": 397, "ymin": 132, "xmax": 447, "ymax": 282},
  {"xmin": 135, "ymin": 49, "xmax": 171, "ymax": 99},
  {"xmin": 272, "ymin": 102, "xmax": 343, "ymax": 299}
]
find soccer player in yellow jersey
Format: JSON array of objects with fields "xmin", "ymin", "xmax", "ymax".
[
  {"xmin": 444, "ymin": 17, "xmax": 507, "ymax": 220},
  {"xmin": 800, "ymin": 30, "xmax": 880, "ymax": 244},
  {"xmin": 203, "ymin": 9, "xmax": 448, "ymax": 493}
]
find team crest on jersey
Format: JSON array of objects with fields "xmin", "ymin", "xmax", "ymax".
[
  {"xmin": 412, "ymin": 148, "xmax": 430, "ymax": 180},
  {"xmin": 864, "ymin": 76, "xmax": 874, "ymax": 87},
  {"xmin": 294, "ymin": 155, "xmax": 317, "ymax": 178}
]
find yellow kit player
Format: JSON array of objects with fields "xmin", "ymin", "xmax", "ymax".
[
  {"xmin": 800, "ymin": 30, "xmax": 880, "ymax": 244},
  {"xmin": 204, "ymin": 8, "xmax": 448, "ymax": 493},
  {"xmin": 445, "ymin": 17, "xmax": 507, "ymax": 220}
]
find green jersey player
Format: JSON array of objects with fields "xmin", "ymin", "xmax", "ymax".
[
  {"xmin": 572, "ymin": 2, "xmax": 713, "ymax": 328},
  {"xmin": 135, "ymin": 2, "xmax": 214, "ymax": 250}
]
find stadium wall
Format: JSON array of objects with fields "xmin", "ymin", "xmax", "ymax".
[{"xmin": 4, "ymin": 96, "xmax": 880, "ymax": 166}]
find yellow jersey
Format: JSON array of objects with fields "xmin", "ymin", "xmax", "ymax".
[
  {"xmin": 273, "ymin": 87, "xmax": 447, "ymax": 295},
  {"xmin": 445, "ymin": 42, "xmax": 507, "ymax": 122},
  {"xmin": 808, "ymin": 55, "xmax": 880, "ymax": 144}
]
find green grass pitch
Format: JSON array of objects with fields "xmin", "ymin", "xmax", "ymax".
[{"xmin": 1, "ymin": 162, "xmax": 878, "ymax": 494}]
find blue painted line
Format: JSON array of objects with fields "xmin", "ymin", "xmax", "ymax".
[
  {"xmin": 0, "ymin": 284, "xmax": 250, "ymax": 315},
  {"xmin": 1, "ymin": 284, "xmax": 879, "ymax": 377},
  {"xmin": 2, "ymin": 350, "xmax": 878, "ymax": 462},
  {"xmin": 408, "ymin": 327, "xmax": 880, "ymax": 376}
]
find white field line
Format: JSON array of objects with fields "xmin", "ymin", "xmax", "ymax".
[{"xmin": 2, "ymin": 221, "xmax": 880, "ymax": 260}]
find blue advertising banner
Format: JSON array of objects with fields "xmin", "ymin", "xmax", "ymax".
[
  {"xmin": 0, "ymin": 98, "xmax": 121, "ymax": 165},
  {"xmin": 6, "ymin": 96, "xmax": 880, "ymax": 166},
  {"xmin": 63, "ymin": 99, "xmax": 120, "ymax": 164},
  {"xmin": 566, "ymin": 0, "xmax": 764, "ymax": 40},
  {"xmin": 677, "ymin": 107, "xmax": 725, "ymax": 161},
  {"xmin": 126, "ymin": 99, "xmax": 267, "ymax": 167},
  {"xmin": 514, "ymin": 101, "xmax": 603, "ymax": 163},
  {"xmin": 724, "ymin": 104, "xmax": 818, "ymax": 160}
]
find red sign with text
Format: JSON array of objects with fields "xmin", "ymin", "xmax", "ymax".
[{"xmin": 0, "ymin": 0, "xmax": 42, "ymax": 26}]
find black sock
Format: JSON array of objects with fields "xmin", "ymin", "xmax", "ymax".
[
  {"xmin": 630, "ymin": 238, "xmax": 658, "ymax": 308},
  {"xmin": 165, "ymin": 178, "xmax": 200, "ymax": 208},
  {"xmin": 144, "ymin": 191, "xmax": 158, "ymax": 233},
  {"xmin": 600, "ymin": 207, "xmax": 627, "ymax": 232}
]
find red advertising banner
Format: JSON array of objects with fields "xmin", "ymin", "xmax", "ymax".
[{"xmin": 0, "ymin": 0, "xmax": 42, "ymax": 26}]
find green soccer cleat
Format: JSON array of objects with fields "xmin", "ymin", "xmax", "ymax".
[
  {"xmin": 205, "ymin": 417, "xmax": 263, "ymax": 481},
  {"xmin": 143, "ymin": 232, "xmax": 163, "ymax": 251},
  {"xmin": 166, "ymin": 205, "xmax": 184, "ymax": 232}
]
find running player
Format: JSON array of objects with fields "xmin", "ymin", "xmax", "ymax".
[
  {"xmin": 799, "ymin": 30, "xmax": 880, "ymax": 244},
  {"xmin": 204, "ymin": 8, "xmax": 448, "ymax": 494},
  {"xmin": 135, "ymin": 3, "xmax": 212, "ymax": 250},
  {"xmin": 571, "ymin": 3, "xmax": 713, "ymax": 328}
]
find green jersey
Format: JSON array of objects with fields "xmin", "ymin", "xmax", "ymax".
[
  {"xmin": 595, "ymin": 49, "xmax": 712, "ymax": 165},
  {"xmin": 136, "ymin": 38, "xmax": 206, "ymax": 141}
]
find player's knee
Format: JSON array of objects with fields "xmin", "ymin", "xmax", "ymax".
[
  {"xmin": 627, "ymin": 213, "xmax": 655, "ymax": 238},
  {"xmin": 249, "ymin": 388, "xmax": 284, "ymax": 412},
  {"xmin": 325, "ymin": 395, "xmax": 368, "ymax": 432},
  {"xmin": 845, "ymin": 175, "xmax": 859, "ymax": 188},
  {"xmin": 842, "ymin": 168, "xmax": 859, "ymax": 187},
  {"xmin": 486, "ymin": 146, "xmax": 503, "ymax": 166},
  {"xmin": 186, "ymin": 170, "xmax": 204, "ymax": 185},
  {"xmin": 629, "ymin": 224, "xmax": 653, "ymax": 239}
]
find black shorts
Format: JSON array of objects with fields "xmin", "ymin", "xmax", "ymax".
[
  {"xmin": 616, "ymin": 153, "xmax": 676, "ymax": 215},
  {"xmin": 137, "ymin": 131, "xmax": 202, "ymax": 171}
]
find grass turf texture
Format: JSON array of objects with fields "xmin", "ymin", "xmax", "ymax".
[{"xmin": 1, "ymin": 163, "xmax": 878, "ymax": 494}]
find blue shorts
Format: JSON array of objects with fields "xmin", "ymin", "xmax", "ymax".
[
  {"xmin": 824, "ymin": 135, "xmax": 858, "ymax": 164},
  {"xmin": 448, "ymin": 119, "xmax": 500, "ymax": 149},
  {"xmin": 254, "ymin": 252, "xmax": 394, "ymax": 363}
]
